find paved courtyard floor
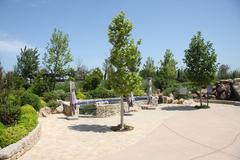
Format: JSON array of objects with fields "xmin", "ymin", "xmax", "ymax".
[{"xmin": 20, "ymin": 103, "xmax": 240, "ymax": 160}]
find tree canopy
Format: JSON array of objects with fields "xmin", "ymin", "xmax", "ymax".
[
  {"xmin": 16, "ymin": 46, "xmax": 40, "ymax": 82},
  {"xmin": 108, "ymin": 11, "xmax": 142, "ymax": 96},
  {"xmin": 43, "ymin": 28, "xmax": 73, "ymax": 90},
  {"xmin": 140, "ymin": 56, "xmax": 156, "ymax": 79},
  {"xmin": 184, "ymin": 32, "xmax": 217, "ymax": 106},
  {"xmin": 155, "ymin": 49, "xmax": 177, "ymax": 90}
]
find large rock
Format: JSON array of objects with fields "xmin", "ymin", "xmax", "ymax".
[
  {"xmin": 38, "ymin": 107, "xmax": 51, "ymax": 117},
  {"xmin": 215, "ymin": 78, "xmax": 240, "ymax": 101},
  {"xmin": 233, "ymin": 78, "xmax": 240, "ymax": 100},
  {"xmin": 56, "ymin": 104, "xmax": 64, "ymax": 113}
]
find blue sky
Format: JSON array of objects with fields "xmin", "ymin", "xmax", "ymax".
[{"xmin": 0, "ymin": 0, "xmax": 240, "ymax": 71}]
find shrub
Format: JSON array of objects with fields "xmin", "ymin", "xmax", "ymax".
[
  {"xmin": 53, "ymin": 89, "xmax": 67, "ymax": 100},
  {"xmin": 0, "ymin": 105, "xmax": 38, "ymax": 148},
  {"xmin": 89, "ymin": 87, "xmax": 116, "ymax": 98},
  {"xmin": 55, "ymin": 81, "xmax": 70, "ymax": 92},
  {"xmin": 0, "ymin": 90, "xmax": 22, "ymax": 126},
  {"xmin": 76, "ymin": 89, "xmax": 86, "ymax": 99},
  {"xmin": 21, "ymin": 91, "xmax": 41, "ymax": 111},
  {"xmin": 163, "ymin": 87, "xmax": 175, "ymax": 96},
  {"xmin": 40, "ymin": 98, "xmax": 47, "ymax": 108},
  {"xmin": 18, "ymin": 105, "xmax": 38, "ymax": 132},
  {"xmin": 0, "ymin": 104, "xmax": 21, "ymax": 126},
  {"xmin": 0, "ymin": 125, "xmax": 27, "ymax": 148},
  {"xmin": 47, "ymin": 100, "xmax": 60, "ymax": 109},
  {"xmin": 0, "ymin": 122, "xmax": 5, "ymax": 135},
  {"xmin": 43, "ymin": 89, "xmax": 67, "ymax": 102}
]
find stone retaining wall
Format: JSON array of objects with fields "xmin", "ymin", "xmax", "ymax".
[{"xmin": 0, "ymin": 123, "xmax": 41, "ymax": 160}]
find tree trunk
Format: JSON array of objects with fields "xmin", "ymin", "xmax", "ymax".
[
  {"xmin": 120, "ymin": 96, "xmax": 124, "ymax": 129},
  {"xmin": 199, "ymin": 89, "xmax": 202, "ymax": 107}
]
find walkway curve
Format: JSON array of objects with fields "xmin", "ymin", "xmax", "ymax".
[{"xmin": 20, "ymin": 103, "xmax": 240, "ymax": 160}]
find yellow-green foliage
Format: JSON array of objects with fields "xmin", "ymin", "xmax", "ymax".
[
  {"xmin": 133, "ymin": 88, "xmax": 144, "ymax": 96},
  {"xmin": 0, "ymin": 105, "xmax": 38, "ymax": 148},
  {"xmin": 40, "ymin": 97, "xmax": 47, "ymax": 108},
  {"xmin": 19, "ymin": 105, "xmax": 38, "ymax": 131},
  {"xmin": 0, "ymin": 125, "xmax": 27, "ymax": 148},
  {"xmin": 76, "ymin": 89, "xmax": 86, "ymax": 99}
]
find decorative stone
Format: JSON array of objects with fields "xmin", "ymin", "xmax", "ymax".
[{"xmin": 56, "ymin": 104, "xmax": 64, "ymax": 113}]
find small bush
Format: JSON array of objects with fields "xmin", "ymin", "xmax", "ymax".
[
  {"xmin": 0, "ymin": 105, "xmax": 38, "ymax": 148},
  {"xmin": 89, "ymin": 87, "xmax": 116, "ymax": 98},
  {"xmin": 0, "ymin": 91, "xmax": 22, "ymax": 126},
  {"xmin": 0, "ymin": 104, "xmax": 21, "ymax": 126},
  {"xmin": 21, "ymin": 91, "xmax": 41, "ymax": 111},
  {"xmin": 18, "ymin": 105, "xmax": 38, "ymax": 131},
  {"xmin": 0, "ymin": 122, "xmax": 5, "ymax": 135},
  {"xmin": 76, "ymin": 89, "xmax": 86, "ymax": 99},
  {"xmin": 40, "ymin": 98, "xmax": 47, "ymax": 108},
  {"xmin": 53, "ymin": 89, "xmax": 67, "ymax": 100},
  {"xmin": 55, "ymin": 81, "xmax": 70, "ymax": 92},
  {"xmin": 0, "ymin": 125, "xmax": 27, "ymax": 148},
  {"xmin": 43, "ymin": 90, "xmax": 67, "ymax": 102},
  {"xmin": 163, "ymin": 87, "xmax": 175, "ymax": 96},
  {"xmin": 47, "ymin": 100, "xmax": 60, "ymax": 109}
]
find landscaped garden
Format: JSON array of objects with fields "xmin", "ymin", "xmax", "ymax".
[{"xmin": 1, "ymin": 3, "xmax": 240, "ymax": 159}]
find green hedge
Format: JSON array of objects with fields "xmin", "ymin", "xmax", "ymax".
[
  {"xmin": 43, "ymin": 89, "xmax": 68, "ymax": 102},
  {"xmin": 88, "ymin": 87, "xmax": 116, "ymax": 98},
  {"xmin": 0, "ymin": 105, "xmax": 38, "ymax": 148},
  {"xmin": 21, "ymin": 91, "xmax": 41, "ymax": 111}
]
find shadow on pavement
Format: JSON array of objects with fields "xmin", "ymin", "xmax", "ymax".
[
  {"xmin": 161, "ymin": 105, "xmax": 196, "ymax": 111},
  {"xmin": 68, "ymin": 124, "xmax": 112, "ymax": 133}
]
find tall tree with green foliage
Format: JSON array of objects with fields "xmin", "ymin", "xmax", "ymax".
[
  {"xmin": 155, "ymin": 49, "xmax": 177, "ymax": 90},
  {"xmin": 140, "ymin": 56, "xmax": 156, "ymax": 79},
  {"xmin": 108, "ymin": 11, "xmax": 142, "ymax": 129},
  {"xmin": 184, "ymin": 32, "xmax": 217, "ymax": 107},
  {"xmin": 16, "ymin": 46, "xmax": 39, "ymax": 84},
  {"xmin": 43, "ymin": 28, "xmax": 73, "ymax": 90}
]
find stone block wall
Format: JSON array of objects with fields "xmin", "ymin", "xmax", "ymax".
[
  {"xmin": 96, "ymin": 103, "xmax": 121, "ymax": 118},
  {"xmin": 0, "ymin": 123, "xmax": 41, "ymax": 160}
]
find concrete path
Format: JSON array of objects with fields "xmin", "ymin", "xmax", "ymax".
[{"xmin": 20, "ymin": 103, "xmax": 240, "ymax": 160}]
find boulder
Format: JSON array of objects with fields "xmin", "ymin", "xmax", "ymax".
[
  {"xmin": 177, "ymin": 98, "xmax": 185, "ymax": 104},
  {"xmin": 38, "ymin": 107, "xmax": 51, "ymax": 117},
  {"xmin": 56, "ymin": 104, "xmax": 64, "ymax": 113}
]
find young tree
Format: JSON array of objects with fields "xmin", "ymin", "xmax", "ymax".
[
  {"xmin": 184, "ymin": 32, "xmax": 217, "ymax": 107},
  {"xmin": 43, "ymin": 28, "xmax": 73, "ymax": 90},
  {"xmin": 140, "ymin": 56, "xmax": 156, "ymax": 79},
  {"xmin": 16, "ymin": 46, "xmax": 40, "ymax": 83},
  {"xmin": 155, "ymin": 49, "xmax": 177, "ymax": 90},
  {"xmin": 108, "ymin": 11, "xmax": 142, "ymax": 129},
  {"xmin": 217, "ymin": 64, "xmax": 230, "ymax": 80}
]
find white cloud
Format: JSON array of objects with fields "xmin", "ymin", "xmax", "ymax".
[{"xmin": 0, "ymin": 39, "xmax": 34, "ymax": 53}]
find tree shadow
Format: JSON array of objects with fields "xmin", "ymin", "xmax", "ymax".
[
  {"xmin": 68, "ymin": 124, "xmax": 112, "ymax": 133},
  {"xmin": 161, "ymin": 105, "xmax": 197, "ymax": 111}
]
